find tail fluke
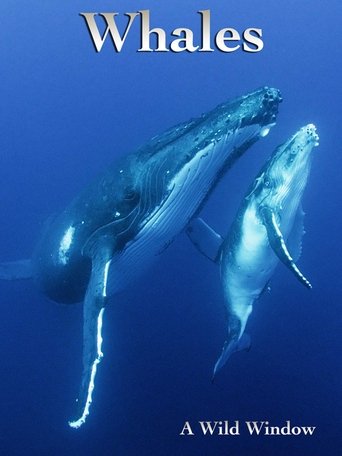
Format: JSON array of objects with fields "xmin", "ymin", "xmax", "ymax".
[
  {"xmin": 212, "ymin": 333, "xmax": 251, "ymax": 381},
  {"xmin": 0, "ymin": 259, "xmax": 32, "ymax": 280}
]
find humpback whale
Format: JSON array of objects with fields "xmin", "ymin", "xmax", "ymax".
[
  {"xmin": 187, "ymin": 124, "xmax": 318, "ymax": 378},
  {"xmin": 0, "ymin": 87, "xmax": 282, "ymax": 428}
]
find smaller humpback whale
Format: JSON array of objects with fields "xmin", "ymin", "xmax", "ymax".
[
  {"xmin": 187, "ymin": 124, "xmax": 319, "ymax": 378},
  {"xmin": 0, "ymin": 87, "xmax": 282, "ymax": 427}
]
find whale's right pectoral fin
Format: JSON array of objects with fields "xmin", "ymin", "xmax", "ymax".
[
  {"xmin": 186, "ymin": 218, "xmax": 223, "ymax": 262},
  {"xmin": 261, "ymin": 206, "xmax": 312, "ymax": 289},
  {"xmin": 0, "ymin": 259, "xmax": 32, "ymax": 280},
  {"xmin": 212, "ymin": 333, "xmax": 251, "ymax": 381},
  {"xmin": 287, "ymin": 204, "xmax": 305, "ymax": 263},
  {"xmin": 68, "ymin": 240, "xmax": 112, "ymax": 429}
]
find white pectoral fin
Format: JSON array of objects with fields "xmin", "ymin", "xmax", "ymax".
[
  {"xmin": 287, "ymin": 204, "xmax": 305, "ymax": 263},
  {"xmin": 261, "ymin": 206, "xmax": 312, "ymax": 289},
  {"xmin": 0, "ymin": 259, "xmax": 32, "ymax": 280},
  {"xmin": 186, "ymin": 218, "xmax": 223, "ymax": 262},
  {"xmin": 68, "ymin": 247, "xmax": 111, "ymax": 429}
]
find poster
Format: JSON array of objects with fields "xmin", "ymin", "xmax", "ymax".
[{"xmin": 1, "ymin": 1, "xmax": 340, "ymax": 454}]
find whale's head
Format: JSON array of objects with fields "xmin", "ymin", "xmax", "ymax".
[
  {"xmin": 258, "ymin": 124, "xmax": 319, "ymax": 213},
  {"xmin": 168, "ymin": 87, "xmax": 282, "ymax": 190},
  {"xmin": 204, "ymin": 87, "xmax": 282, "ymax": 144},
  {"xmin": 237, "ymin": 86, "xmax": 282, "ymax": 130},
  {"xmin": 268, "ymin": 123, "xmax": 318, "ymax": 182}
]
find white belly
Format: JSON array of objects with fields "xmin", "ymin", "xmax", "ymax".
[{"xmin": 222, "ymin": 203, "xmax": 278, "ymax": 316}]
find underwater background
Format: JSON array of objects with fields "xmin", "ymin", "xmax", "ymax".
[{"xmin": 0, "ymin": 0, "xmax": 341, "ymax": 455}]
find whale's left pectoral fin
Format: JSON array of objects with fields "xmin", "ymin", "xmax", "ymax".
[
  {"xmin": 68, "ymin": 244, "xmax": 112, "ymax": 429},
  {"xmin": 186, "ymin": 218, "xmax": 223, "ymax": 262},
  {"xmin": 261, "ymin": 206, "xmax": 312, "ymax": 289}
]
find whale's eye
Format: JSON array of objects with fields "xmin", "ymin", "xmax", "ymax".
[
  {"xmin": 124, "ymin": 187, "xmax": 139, "ymax": 201},
  {"xmin": 263, "ymin": 174, "xmax": 274, "ymax": 189}
]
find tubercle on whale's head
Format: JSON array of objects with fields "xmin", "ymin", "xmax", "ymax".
[
  {"xmin": 239, "ymin": 86, "xmax": 282, "ymax": 129},
  {"xmin": 291, "ymin": 124, "xmax": 319, "ymax": 149},
  {"xmin": 194, "ymin": 87, "xmax": 282, "ymax": 148},
  {"xmin": 274, "ymin": 123, "xmax": 319, "ymax": 172},
  {"xmin": 216, "ymin": 86, "xmax": 281, "ymax": 125},
  {"xmin": 258, "ymin": 124, "xmax": 319, "ymax": 207},
  {"xmin": 232, "ymin": 87, "xmax": 282, "ymax": 136}
]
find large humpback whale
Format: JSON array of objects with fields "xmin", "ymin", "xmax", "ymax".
[
  {"xmin": 0, "ymin": 87, "xmax": 281, "ymax": 427},
  {"xmin": 188, "ymin": 124, "xmax": 318, "ymax": 378}
]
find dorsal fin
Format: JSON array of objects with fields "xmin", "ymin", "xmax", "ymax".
[
  {"xmin": 186, "ymin": 218, "xmax": 223, "ymax": 262},
  {"xmin": 261, "ymin": 206, "xmax": 312, "ymax": 289}
]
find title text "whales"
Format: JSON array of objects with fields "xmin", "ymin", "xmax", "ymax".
[{"xmin": 80, "ymin": 10, "xmax": 264, "ymax": 54}]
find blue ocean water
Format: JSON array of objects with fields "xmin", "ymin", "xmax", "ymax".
[{"xmin": 0, "ymin": 0, "xmax": 341, "ymax": 455}]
